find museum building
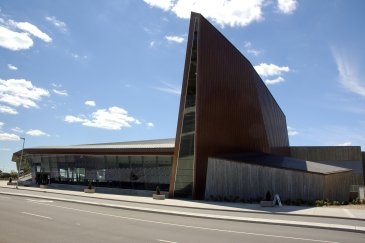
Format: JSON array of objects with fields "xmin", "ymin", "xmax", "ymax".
[{"xmin": 13, "ymin": 13, "xmax": 365, "ymax": 202}]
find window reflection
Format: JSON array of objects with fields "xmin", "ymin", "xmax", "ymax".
[{"xmin": 29, "ymin": 154, "xmax": 172, "ymax": 191}]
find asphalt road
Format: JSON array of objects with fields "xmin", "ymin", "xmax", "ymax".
[{"xmin": 0, "ymin": 194, "xmax": 364, "ymax": 243}]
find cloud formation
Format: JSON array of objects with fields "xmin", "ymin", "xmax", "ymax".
[
  {"xmin": 254, "ymin": 63, "xmax": 290, "ymax": 77},
  {"xmin": 0, "ymin": 25, "xmax": 33, "ymax": 51},
  {"xmin": 26, "ymin": 129, "xmax": 49, "ymax": 136},
  {"xmin": 7, "ymin": 64, "xmax": 18, "ymax": 70},
  {"xmin": 0, "ymin": 78, "xmax": 50, "ymax": 109},
  {"xmin": 254, "ymin": 63, "xmax": 290, "ymax": 85},
  {"xmin": 0, "ymin": 132, "xmax": 19, "ymax": 141},
  {"xmin": 144, "ymin": 0, "xmax": 173, "ymax": 11},
  {"xmin": 264, "ymin": 76, "xmax": 285, "ymax": 85},
  {"xmin": 144, "ymin": 0, "xmax": 266, "ymax": 27},
  {"xmin": 244, "ymin": 41, "xmax": 261, "ymax": 56},
  {"xmin": 11, "ymin": 127, "xmax": 24, "ymax": 133},
  {"xmin": 155, "ymin": 81, "xmax": 181, "ymax": 95},
  {"xmin": 45, "ymin": 16, "xmax": 67, "ymax": 32},
  {"xmin": 14, "ymin": 21, "xmax": 52, "ymax": 42},
  {"xmin": 52, "ymin": 89, "xmax": 68, "ymax": 96},
  {"xmin": 0, "ymin": 104, "xmax": 18, "ymax": 114},
  {"xmin": 0, "ymin": 17, "xmax": 51, "ymax": 51},
  {"xmin": 287, "ymin": 126, "xmax": 299, "ymax": 136},
  {"xmin": 85, "ymin": 100, "xmax": 96, "ymax": 107},
  {"xmin": 277, "ymin": 0, "xmax": 298, "ymax": 14},
  {"xmin": 65, "ymin": 106, "xmax": 137, "ymax": 130},
  {"xmin": 332, "ymin": 48, "xmax": 365, "ymax": 97},
  {"xmin": 0, "ymin": 122, "xmax": 20, "ymax": 141},
  {"xmin": 165, "ymin": 35, "xmax": 184, "ymax": 43}
]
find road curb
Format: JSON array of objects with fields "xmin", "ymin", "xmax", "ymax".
[
  {"xmin": 1, "ymin": 191, "xmax": 364, "ymax": 234},
  {"xmin": 1, "ymin": 185, "xmax": 364, "ymax": 222}
]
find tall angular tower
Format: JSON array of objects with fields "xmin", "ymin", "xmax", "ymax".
[{"xmin": 169, "ymin": 13, "xmax": 290, "ymax": 199}]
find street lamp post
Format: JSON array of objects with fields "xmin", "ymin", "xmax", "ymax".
[{"xmin": 16, "ymin": 137, "xmax": 25, "ymax": 189}]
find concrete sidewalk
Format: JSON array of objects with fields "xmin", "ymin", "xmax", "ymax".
[{"xmin": 1, "ymin": 181, "xmax": 365, "ymax": 233}]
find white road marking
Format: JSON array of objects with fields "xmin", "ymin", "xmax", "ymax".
[
  {"xmin": 26, "ymin": 199, "xmax": 54, "ymax": 203},
  {"xmin": 157, "ymin": 239, "xmax": 178, "ymax": 243},
  {"xmin": 31, "ymin": 202, "xmax": 340, "ymax": 243},
  {"xmin": 21, "ymin": 212, "xmax": 52, "ymax": 220},
  {"xmin": 343, "ymin": 209, "xmax": 355, "ymax": 218}
]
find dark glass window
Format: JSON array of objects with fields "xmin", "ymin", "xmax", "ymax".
[
  {"xmin": 179, "ymin": 134, "xmax": 195, "ymax": 158},
  {"xmin": 181, "ymin": 112, "xmax": 195, "ymax": 134}
]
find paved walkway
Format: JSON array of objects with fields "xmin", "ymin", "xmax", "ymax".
[
  {"xmin": 1, "ymin": 180, "xmax": 364, "ymax": 219},
  {"xmin": 1, "ymin": 180, "xmax": 365, "ymax": 233}
]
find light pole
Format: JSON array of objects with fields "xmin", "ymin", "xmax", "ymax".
[{"xmin": 16, "ymin": 137, "xmax": 25, "ymax": 189}]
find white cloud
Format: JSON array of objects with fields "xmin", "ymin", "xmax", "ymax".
[
  {"xmin": 70, "ymin": 52, "xmax": 87, "ymax": 60},
  {"xmin": 85, "ymin": 100, "xmax": 96, "ymax": 107},
  {"xmin": 144, "ymin": 0, "xmax": 174, "ymax": 11},
  {"xmin": 65, "ymin": 106, "xmax": 136, "ymax": 130},
  {"xmin": 0, "ymin": 17, "xmax": 51, "ymax": 51},
  {"xmin": 0, "ymin": 25, "xmax": 34, "ymax": 51},
  {"xmin": 144, "ymin": 0, "xmax": 265, "ymax": 27},
  {"xmin": 0, "ymin": 78, "xmax": 50, "ymax": 108},
  {"xmin": 14, "ymin": 21, "xmax": 52, "ymax": 42},
  {"xmin": 147, "ymin": 122, "xmax": 154, "ymax": 128},
  {"xmin": 11, "ymin": 127, "xmax": 24, "ymax": 133},
  {"xmin": 277, "ymin": 0, "xmax": 298, "ymax": 14},
  {"xmin": 332, "ymin": 48, "xmax": 365, "ymax": 97},
  {"xmin": 135, "ymin": 119, "xmax": 142, "ymax": 125},
  {"xmin": 53, "ymin": 89, "xmax": 68, "ymax": 96},
  {"xmin": 0, "ymin": 104, "xmax": 18, "ymax": 114},
  {"xmin": 254, "ymin": 63, "xmax": 290, "ymax": 77},
  {"xmin": 45, "ymin": 16, "xmax": 67, "ymax": 32},
  {"xmin": 155, "ymin": 81, "xmax": 181, "ymax": 95},
  {"xmin": 244, "ymin": 41, "xmax": 261, "ymax": 56},
  {"xmin": 0, "ymin": 132, "xmax": 19, "ymax": 141},
  {"xmin": 265, "ymin": 76, "xmax": 285, "ymax": 85},
  {"xmin": 165, "ymin": 35, "xmax": 184, "ymax": 43},
  {"xmin": 51, "ymin": 83, "xmax": 62, "ymax": 88},
  {"xmin": 149, "ymin": 41, "xmax": 155, "ymax": 47},
  {"xmin": 287, "ymin": 126, "xmax": 299, "ymax": 136},
  {"xmin": 336, "ymin": 142, "xmax": 352, "ymax": 146},
  {"xmin": 26, "ymin": 129, "xmax": 50, "ymax": 137},
  {"xmin": 65, "ymin": 115, "xmax": 88, "ymax": 123},
  {"xmin": 254, "ymin": 63, "xmax": 290, "ymax": 85},
  {"xmin": 7, "ymin": 64, "xmax": 18, "ymax": 70}
]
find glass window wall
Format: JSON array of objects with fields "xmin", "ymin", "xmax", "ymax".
[{"xmin": 29, "ymin": 154, "xmax": 172, "ymax": 191}]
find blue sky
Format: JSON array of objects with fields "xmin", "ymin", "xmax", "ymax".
[{"xmin": 1, "ymin": 0, "xmax": 364, "ymax": 172}]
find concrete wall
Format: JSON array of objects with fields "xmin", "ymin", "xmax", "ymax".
[{"xmin": 205, "ymin": 158, "xmax": 351, "ymax": 202}]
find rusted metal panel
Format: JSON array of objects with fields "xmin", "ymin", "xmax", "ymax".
[
  {"xmin": 291, "ymin": 146, "xmax": 362, "ymax": 161},
  {"xmin": 170, "ymin": 13, "xmax": 290, "ymax": 199}
]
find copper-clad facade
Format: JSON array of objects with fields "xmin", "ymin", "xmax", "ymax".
[{"xmin": 169, "ymin": 13, "xmax": 290, "ymax": 199}]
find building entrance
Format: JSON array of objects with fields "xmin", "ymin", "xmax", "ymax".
[{"xmin": 36, "ymin": 173, "xmax": 50, "ymax": 185}]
